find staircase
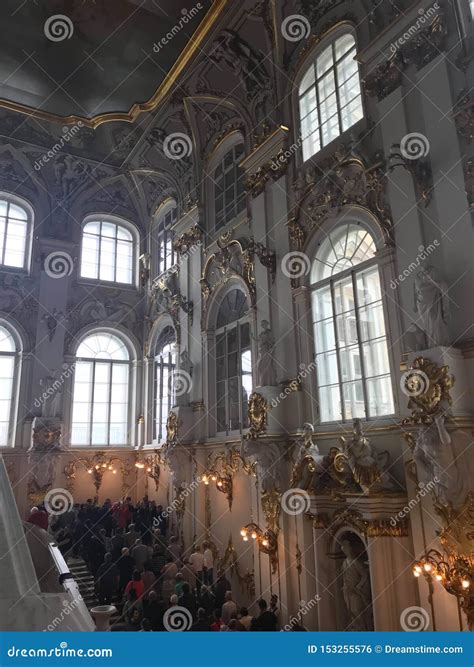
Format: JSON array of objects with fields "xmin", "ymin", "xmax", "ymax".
[{"xmin": 67, "ymin": 557, "xmax": 122, "ymax": 626}]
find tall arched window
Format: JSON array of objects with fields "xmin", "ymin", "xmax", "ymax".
[
  {"xmin": 0, "ymin": 194, "xmax": 31, "ymax": 269},
  {"xmin": 0, "ymin": 324, "xmax": 20, "ymax": 446},
  {"xmin": 80, "ymin": 217, "xmax": 136, "ymax": 284},
  {"xmin": 299, "ymin": 31, "xmax": 363, "ymax": 162},
  {"xmin": 71, "ymin": 332, "xmax": 131, "ymax": 446},
  {"xmin": 152, "ymin": 201, "xmax": 177, "ymax": 278},
  {"xmin": 311, "ymin": 224, "xmax": 394, "ymax": 422},
  {"xmin": 153, "ymin": 326, "xmax": 176, "ymax": 444},
  {"xmin": 214, "ymin": 289, "xmax": 252, "ymax": 434},
  {"xmin": 213, "ymin": 143, "xmax": 246, "ymax": 232}
]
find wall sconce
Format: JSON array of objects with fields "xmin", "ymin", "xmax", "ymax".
[
  {"xmin": 135, "ymin": 454, "xmax": 161, "ymax": 491},
  {"xmin": 202, "ymin": 470, "xmax": 234, "ymax": 510},
  {"xmin": 413, "ymin": 548, "xmax": 473, "ymax": 630},
  {"xmin": 241, "ymin": 522, "xmax": 278, "ymax": 574}
]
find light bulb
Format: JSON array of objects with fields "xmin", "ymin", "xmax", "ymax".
[
  {"xmin": 414, "ymin": 565, "xmax": 422, "ymax": 574},
  {"xmin": 251, "ymin": 531, "xmax": 257, "ymax": 540},
  {"xmin": 147, "ymin": 467, "xmax": 151, "ymax": 472},
  {"xmin": 435, "ymin": 574, "xmax": 442, "ymax": 581},
  {"xmin": 217, "ymin": 481, "xmax": 223, "ymax": 487},
  {"xmin": 211, "ymin": 475, "xmax": 217, "ymax": 482},
  {"xmin": 243, "ymin": 535, "xmax": 248, "ymax": 542},
  {"xmin": 87, "ymin": 469, "xmax": 92, "ymax": 474},
  {"xmin": 414, "ymin": 571, "xmax": 421, "ymax": 577},
  {"xmin": 240, "ymin": 529, "xmax": 247, "ymax": 537},
  {"xmin": 461, "ymin": 580, "xmax": 470, "ymax": 589},
  {"xmin": 262, "ymin": 539, "xmax": 269, "ymax": 547},
  {"xmin": 423, "ymin": 563, "xmax": 432, "ymax": 572},
  {"xmin": 102, "ymin": 464, "xmax": 107, "ymax": 468}
]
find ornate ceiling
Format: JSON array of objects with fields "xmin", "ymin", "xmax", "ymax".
[{"xmin": 0, "ymin": 0, "xmax": 221, "ymax": 127}]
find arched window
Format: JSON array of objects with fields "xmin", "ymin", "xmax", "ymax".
[
  {"xmin": 153, "ymin": 326, "xmax": 176, "ymax": 444},
  {"xmin": 299, "ymin": 31, "xmax": 363, "ymax": 162},
  {"xmin": 0, "ymin": 195, "xmax": 31, "ymax": 269},
  {"xmin": 311, "ymin": 223, "xmax": 394, "ymax": 422},
  {"xmin": 0, "ymin": 324, "xmax": 20, "ymax": 446},
  {"xmin": 71, "ymin": 332, "xmax": 131, "ymax": 446},
  {"xmin": 152, "ymin": 201, "xmax": 177, "ymax": 278},
  {"xmin": 214, "ymin": 289, "xmax": 252, "ymax": 434},
  {"xmin": 213, "ymin": 143, "xmax": 246, "ymax": 232},
  {"xmin": 80, "ymin": 217, "xmax": 136, "ymax": 284}
]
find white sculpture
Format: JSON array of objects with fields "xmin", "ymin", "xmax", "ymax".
[
  {"xmin": 340, "ymin": 537, "xmax": 373, "ymax": 631},
  {"xmin": 254, "ymin": 320, "xmax": 277, "ymax": 387},
  {"xmin": 39, "ymin": 374, "xmax": 62, "ymax": 418},
  {"xmin": 414, "ymin": 266, "xmax": 450, "ymax": 347},
  {"xmin": 413, "ymin": 414, "xmax": 471, "ymax": 510},
  {"xmin": 341, "ymin": 419, "xmax": 393, "ymax": 493}
]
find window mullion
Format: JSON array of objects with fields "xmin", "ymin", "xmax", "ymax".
[
  {"xmin": 97, "ymin": 222, "xmax": 102, "ymax": 281},
  {"xmin": 89, "ymin": 361, "xmax": 96, "ymax": 446},
  {"xmin": 3, "ymin": 202, "xmax": 9, "ymax": 265},
  {"xmin": 333, "ymin": 43, "xmax": 343, "ymax": 139},
  {"xmin": 330, "ymin": 280, "xmax": 344, "ymax": 422},
  {"xmin": 314, "ymin": 62, "xmax": 323, "ymax": 150},
  {"xmin": 106, "ymin": 362, "xmax": 112, "ymax": 446},
  {"xmin": 352, "ymin": 270, "xmax": 369, "ymax": 418}
]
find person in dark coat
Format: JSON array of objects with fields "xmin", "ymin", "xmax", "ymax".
[
  {"xmin": 95, "ymin": 552, "xmax": 119, "ymax": 605},
  {"xmin": 117, "ymin": 547, "xmax": 135, "ymax": 595}
]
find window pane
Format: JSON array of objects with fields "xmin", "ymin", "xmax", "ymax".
[
  {"xmin": 315, "ymin": 318, "xmax": 335, "ymax": 352},
  {"xmin": 335, "ymin": 313, "xmax": 358, "ymax": 347},
  {"xmin": 317, "ymin": 350, "xmax": 339, "ymax": 385},
  {"xmin": 318, "ymin": 70, "xmax": 335, "ymax": 102},
  {"xmin": 319, "ymin": 385, "xmax": 341, "ymax": 422},
  {"xmin": 367, "ymin": 375, "xmax": 394, "ymax": 417},
  {"xmin": 316, "ymin": 44, "xmax": 333, "ymax": 77},
  {"xmin": 342, "ymin": 381, "xmax": 365, "ymax": 420},
  {"xmin": 335, "ymin": 33, "xmax": 355, "ymax": 59},
  {"xmin": 339, "ymin": 345, "xmax": 362, "ymax": 381},
  {"xmin": 333, "ymin": 276, "xmax": 354, "ymax": 314},
  {"xmin": 312, "ymin": 287, "xmax": 333, "ymax": 321},
  {"xmin": 356, "ymin": 266, "xmax": 381, "ymax": 306},
  {"xmin": 363, "ymin": 338, "xmax": 391, "ymax": 377},
  {"xmin": 341, "ymin": 95, "xmax": 363, "ymax": 132},
  {"xmin": 299, "ymin": 65, "xmax": 315, "ymax": 94},
  {"xmin": 299, "ymin": 87, "xmax": 317, "ymax": 118},
  {"xmin": 359, "ymin": 303, "xmax": 386, "ymax": 341}
]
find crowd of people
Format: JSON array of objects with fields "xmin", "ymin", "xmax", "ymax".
[{"xmin": 27, "ymin": 496, "xmax": 292, "ymax": 632}]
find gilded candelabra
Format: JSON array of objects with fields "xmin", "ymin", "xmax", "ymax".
[
  {"xmin": 240, "ymin": 523, "xmax": 278, "ymax": 574},
  {"xmin": 413, "ymin": 548, "xmax": 473, "ymax": 630}
]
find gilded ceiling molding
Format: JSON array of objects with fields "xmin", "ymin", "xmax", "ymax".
[{"xmin": 0, "ymin": 0, "xmax": 230, "ymax": 129}]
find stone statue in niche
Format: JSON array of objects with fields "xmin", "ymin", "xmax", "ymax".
[
  {"xmin": 340, "ymin": 419, "xmax": 394, "ymax": 493},
  {"xmin": 293, "ymin": 423, "xmax": 321, "ymax": 468},
  {"xmin": 340, "ymin": 535, "xmax": 373, "ymax": 631},
  {"xmin": 414, "ymin": 265, "xmax": 450, "ymax": 347},
  {"xmin": 254, "ymin": 320, "xmax": 277, "ymax": 387},
  {"xmin": 413, "ymin": 413, "xmax": 472, "ymax": 510}
]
